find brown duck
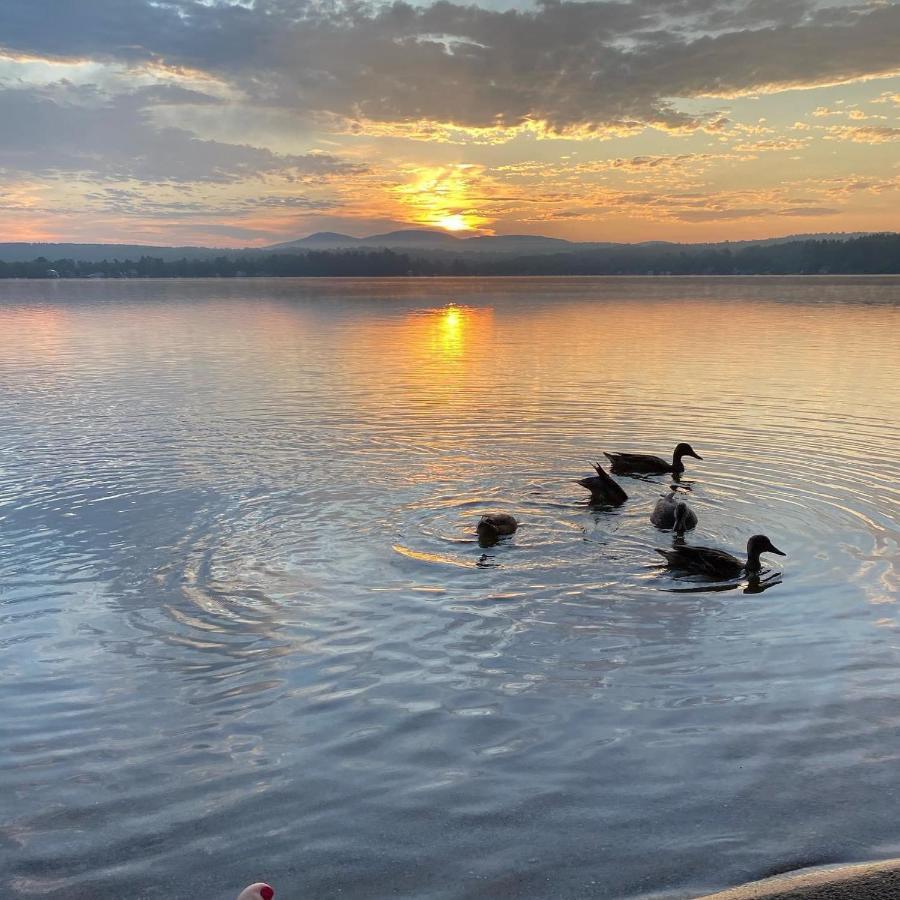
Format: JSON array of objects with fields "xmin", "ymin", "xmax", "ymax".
[
  {"xmin": 605, "ymin": 442, "xmax": 702, "ymax": 475},
  {"xmin": 657, "ymin": 534, "xmax": 785, "ymax": 579},
  {"xmin": 650, "ymin": 488, "xmax": 697, "ymax": 533},
  {"xmin": 476, "ymin": 514, "xmax": 519, "ymax": 546}
]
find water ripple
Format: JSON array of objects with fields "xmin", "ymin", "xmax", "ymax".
[{"xmin": 0, "ymin": 277, "xmax": 899, "ymax": 899}]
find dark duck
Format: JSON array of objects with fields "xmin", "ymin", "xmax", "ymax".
[
  {"xmin": 605, "ymin": 442, "xmax": 703, "ymax": 476},
  {"xmin": 476, "ymin": 514, "xmax": 519, "ymax": 547},
  {"xmin": 650, "ymin": 488, "xmax": 697, "ymax": 533},
  {"xmin": 657, "ymin": 534, "xmax": 785, "ymax": 579},
  {"xmin": 576, "ymin": 462, "xmax": 628, "ymax": 506}
]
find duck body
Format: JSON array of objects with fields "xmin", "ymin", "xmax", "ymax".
[
  {"xmin": 576, "ymin": 462, "xmax": 628, "ymax": 506},
  {"xmin": 477, "ymin": 513, "xmax": 518, "ymax": 546},
  {"xmin": 605, "ymin": 442, "xmax": 702, "ymax": 475},
  {"xmin": 650, "ymin": 491, "xmax": 697, "ymax": 533},
  {"xmin": 657, "ymin": 534, "xmax": 784, "ymax": 579}
]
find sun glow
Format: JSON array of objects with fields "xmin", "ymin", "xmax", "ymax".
[
  {"xmin": 437, "ymin": 214, "xmax": 470, "ymax": 232},
  {"xmin": 394, "ymin": 165, "xmax": 491, "ymax": 233}
]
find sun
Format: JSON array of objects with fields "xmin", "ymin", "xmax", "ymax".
[{"xmin": 437, "ymin": 214, "xmax": 470, "ymax": 232}]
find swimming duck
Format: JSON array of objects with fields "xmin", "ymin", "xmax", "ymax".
[
  {"xmin": 476, "ymin": 513, "xmax": 518, "ymax": 546},
  {"xmin": 237, "ymin": 885, "xmax": 274, "ymax": 900},
  {"xmin": 656, "ymin": 534, "xmax": 785, "ymax": 579},
  {"xmin": 576, "ymin": 462, "xmax": 628, "ymax": 506},
  {"xmin": 605, "ymin": 442, "xmax": 703, "ymax": 475},
  {"xmin": 650, "ymin": 489, "xmax": 697, "ymax": 533}
]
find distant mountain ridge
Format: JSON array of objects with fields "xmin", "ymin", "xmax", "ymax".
[
  {"xmin": 267, "ymin": 229, "xmax": 876, "ymax": 256},
  {"xmin": 2, "ymin": 232, "xmax": 898, "ymax": 277},
  {"xmin": 268, "ymin": 229, "xmax": 589, "ymax": 254},
  {"xmin": 0, "ymin": 231, "xmax": 883, "ymax": 263}
]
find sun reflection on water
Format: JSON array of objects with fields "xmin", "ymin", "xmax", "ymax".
[
  {"xmin": 436, "ymin": 304, "xmax": 465, "ymax": 357},
  {"xmin": 390, "ymin": 302, "xmax": 497, "ymax": 409}
]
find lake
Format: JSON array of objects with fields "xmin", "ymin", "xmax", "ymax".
[{"xmin": 1, "ymin": 276, "xmax": 899, "ymax": 900}]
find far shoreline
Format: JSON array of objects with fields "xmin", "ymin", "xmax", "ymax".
[
  {"xmin": 1, "ymin": 233, "xmax": 897, "ymax": 279},
  {"xmin": 2, "ymin": 272, "xmax": 900, "ymax": 281}
]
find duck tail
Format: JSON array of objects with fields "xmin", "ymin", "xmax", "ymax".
[
  {"xmin": 602, "ymin": 451, "xmax": 616, "ymax": 464},
  {"xmin": 655, "ymin": 548, "xmax": 673, "ymax": 562}
]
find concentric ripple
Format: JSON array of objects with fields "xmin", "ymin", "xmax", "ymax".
[{"xmin": 1, "ymin": 276, "xmax": 899, "ymax": 900}]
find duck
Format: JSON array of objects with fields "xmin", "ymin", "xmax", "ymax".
[
  {"xmin": 576, "ymin": 462, "xmax": 628, "ymax": 506},
  {"xmin": 237, "ymin": 885, "xmax": 274, "ymax": 900},
  {"xmin": 604, "ymin": 442, "xmax": 703, "ymax": 475},
  {"xmin": 476, "ymin": 513, "xmax": 518, "ymax": 546},
  {"xmin": 650, "ymin": 488, "xmax": 697, "ymax": 533},
  {"xmin": 656, "ymin": 534, "xmax": 785, "ymax": 579}
]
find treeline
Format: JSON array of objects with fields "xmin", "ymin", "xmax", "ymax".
[
  {"xmin": 460, "ymin": 233, "xmax": 900, "ymax": 276},
  {"xmin": 0, "ymin": 250, "xmax": 413, "ymax": 279},
  {"xmin": 1, "ymin": 233, "xmax": 898, "ymax": 278}
]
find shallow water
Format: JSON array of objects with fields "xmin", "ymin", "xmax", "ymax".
[{"xmin": 0, "ymin": 276, "xmax": 899, "ymax": 900}]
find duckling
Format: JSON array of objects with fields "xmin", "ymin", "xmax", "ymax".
[
  {"xmin": 650, "ymin": 488, "xmax": 697, "ymax": 533},
  {"xmin": 650, "ymin": 487, "xmax": 678, "ymax": 526},
  {"xmin": 672, "ymin": 501, "xmax": 698, "ymax": 535},
  {"xmin": 605, "ymin": 442, "xmax": 702, "ymax": 475},
  {"xmin": 656, "ymin": 534, "xmax": 785, "ymax": 579},
  {"xmin": 576, "ymin": 462, "xmax": 628, "ymax": 506},
  {"xmin": 476, "ymin": 514, "xmax": 518, "ymax": 547}
]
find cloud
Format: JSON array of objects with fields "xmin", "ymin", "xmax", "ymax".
[
  {"xmin": 732, "ymin": 138, "xmax": 811, "ymax": 152},
  {"xmin": 672, "ymin": 204, "xmax": 838, "ymax": 221},
  {"xmin": 824, "ymin": 124, "xmax": 900, "ymax": 142},
  {"xmin": 810, "ymin": 104, "xmax": 887, "ymax": 121},
  {"xmin": 82, "ymin": 187, "xmax": 339, "ymax": 217},
  {"xmin": 1, "ymin": 0, "xmax": 898, "ymax": 135},
  {"xmin": 776, "ymin": 206, "xmax": 840, "ymax": 216},
  {"xmin": 0, "ymin": 82, "xmax": 363, "ymax": 182},
  {"xmin": 825, "ymin": 175, "xmax": 900, "ymax": 195}
]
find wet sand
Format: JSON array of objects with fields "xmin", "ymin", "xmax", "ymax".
[{"xmin": 696, "ymin": 858, "xmax": 900, "ymax": 899}]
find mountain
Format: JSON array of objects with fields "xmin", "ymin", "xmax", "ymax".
[
  {"xmin": 361, "ymin": 229, "xmax": 464, "ymax": 247},
  {"xmin": 267, "ymin": 229, "xmax": 463, "ymax": 252},
  {"xmin": 0, "ymin": 231, "xmax": 884, "ymax": 264},
  {"xmin": 267, "ymin": 229, "xmax": 583, "ymax": 255},
  {"xmin": 464, "ymin": 234, "xmax": 585, "ymax": 252},
  {"xmin": 722, "ymin": 232, "xmax": 874, "ymax": 249},
  {"xmin": 267, "ymin": 230, "xmax": 874, "ymax": 256},
  {"xmin": 268, "ymin": 232, "xmax": 360, "ymax": 250},
  {"xmin": 3, "ymin": 233, "xmax": 898, "ymax": 277}
]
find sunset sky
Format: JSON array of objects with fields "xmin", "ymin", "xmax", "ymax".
[{"xmin": 1, "ymin": 0, "xmax": 898, "ymax": 246}]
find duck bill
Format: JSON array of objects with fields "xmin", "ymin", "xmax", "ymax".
[
  {"xmin": 689, "ymin": 451, "xmax": 703, "ymax": 460},
  {"xmin": 769, "ymin": 545, "xmax": 786, "ymax": 556}
]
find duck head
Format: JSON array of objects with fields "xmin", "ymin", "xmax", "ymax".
[
  {"xmin": 673, "ymin": 502, "xmax": 691, "ymax": 534},
  {"xmin": 237, "ymin": 885, "xmax": 274, "ymax": 900},
  {"xmin": 476, "ymin": 517, "xmax": 500, "ymax": 546},
  {"xmin": 745, "ymin": 534, "xmax": 785, "ymax": 572},
  {"xmin": 673, "ymin": 442, "xmax": 703, "ymax": 462}
]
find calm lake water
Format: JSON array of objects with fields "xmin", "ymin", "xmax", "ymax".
[{"xmin": 1, "ymin": 276, "xmax": 899, "ymax": 900}]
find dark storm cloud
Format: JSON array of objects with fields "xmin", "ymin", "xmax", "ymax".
[
  {"xmin": 0, "ymin": 0, "xmax": 898, "ymax": 133},
  {"xmin": 0, "ymin": 83, "xmax": 363, "ymax": 182}
]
